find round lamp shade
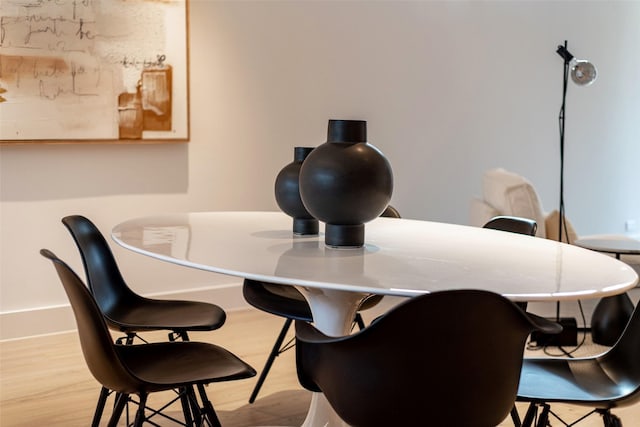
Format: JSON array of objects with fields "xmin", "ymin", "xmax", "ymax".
[{"xmin": 571, "ymin": 60, "xmax": 597, "ymax": 86}]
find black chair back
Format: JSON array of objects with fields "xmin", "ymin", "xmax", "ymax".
[
  {"xmin": 483, "ymin": 215, "xmax": 537, "ymax": 236},
  {"xmin": 599, "ymin": 302, "xmax": 640, "ymax": 401},
  {"xmin": 40, "ymin": 249, "xmax": 142, "ymax": 393},
  {"xmin": 62, "ymin": 215, "xmax": 227, "ymax": 338},
  {"xmin": 41, "ymin": 249, "xmax": 255, "ymax": 426},
  {"xmin": 516, "ymin": 295, "xmax": 640, "ymax": 426},
  {"xmin": 380, "ymin": 205, "xmax": 401, "ymax": 218},
  {"xmin": 296, "ymin": 289, "xmax": 559, "ymax": 427},
  {"xmin": 62, "ymin": 215, "xmax": 138, "ymax": 318}
]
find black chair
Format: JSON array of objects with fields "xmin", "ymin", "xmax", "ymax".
[
  {"xmin": 514, "ymin": 298, "xmax": 640, "ymax": 427},
  {"xmin": 483, "ymin": 215, "xmax": 537, "ymax": 312},
  {"xmin": 243, "ymin": 206, "xmax": 401, "ymax": 403},
  {"xmin": 62, "ymin": 215, "xmax": 227, "ymax": 343},
  {"xmin": 63, "ymin": 215, "xmax": 229, "ymax": 422},
  {"xmin": 40, "ymin": 249, "xmax": 256, "ymax": 427},
  {"xmin": 483, "ymin": 215, "xmax": 538, "ymax": 237},
  {"xmin": 295, "ymin": 289, "xmax": 562, "ymax": 427},
  {"xmin": 380, "ymin": 204, "xmax": 401, "ymax": 219}
]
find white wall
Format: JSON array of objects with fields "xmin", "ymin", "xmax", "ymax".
[{"xmin": 1, "ymin": 0, "xmax": 639, "ymax": 339}]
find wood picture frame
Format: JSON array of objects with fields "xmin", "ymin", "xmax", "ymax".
[{"xmin": 0, "ymin": 0, "xmax": 190, "ymax": 144}]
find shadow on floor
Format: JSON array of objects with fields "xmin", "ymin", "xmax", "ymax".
[{"xmin": 217, "ymin": 390, "xmax": 311, "ymax": 427}]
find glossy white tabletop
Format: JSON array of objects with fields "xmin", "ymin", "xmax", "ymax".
[
  {"xmin": 113, "ymin": 211, "xmax": 639, "ymax": 427},
  {"xmin": 112, "ymin": 211, "xmax": 638, "ymax": 303}
]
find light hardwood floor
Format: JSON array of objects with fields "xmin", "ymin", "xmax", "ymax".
[{"xmin": 1, "ymin": 308, "xmax": 638, "ymax": 426}]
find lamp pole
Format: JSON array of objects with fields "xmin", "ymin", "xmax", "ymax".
[
  {"xmin": 554, "ymin": 40, "xmax": 572, "ymax": 325},
  {"xmin": 555, "ymin": 40, "xmax": 597, "ymax": 243},
  {"xmin": 556, "ymin": 40, "xmax": 572, "ymax": 243}
]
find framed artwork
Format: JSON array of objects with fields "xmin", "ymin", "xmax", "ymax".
[{"xmin": 0, "ymin": 0, "xmax": 189, "ymax": 144}]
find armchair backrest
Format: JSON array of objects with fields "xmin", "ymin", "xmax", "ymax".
[{"xmin": 471, "ymin": 168, "xmax": 547, "ymax": 238}]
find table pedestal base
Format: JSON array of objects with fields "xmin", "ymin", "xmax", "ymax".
[
  {"xmin": 301, "ymin": 393, "xmax": 349, "ymax": 427},
  {"xmin": 295, "ymin": 286, "xmax": 370, "ymax": 426}
]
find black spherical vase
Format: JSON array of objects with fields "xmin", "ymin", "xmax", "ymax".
[
  {"xmin": 299, "ymin": 119, "xmax": 393, "ymax": 248},
  {"xmin": 275, "ymin": 146, "xmax": 319, "ymax": 235}
]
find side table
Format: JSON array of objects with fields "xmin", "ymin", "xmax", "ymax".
[{"xmin": 574, "ymin": 236, "xmax": 640, "ymax": 346}]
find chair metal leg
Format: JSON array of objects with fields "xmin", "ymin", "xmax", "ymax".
[
  {"xmin": 169, "ymin": 331, "xmax": 199, "ymax": 425},
  {"xmin": 599, "ymin": 409, "xmax": 623, "ymax": 427},
  {"xmin": 169, "ymin": 330, "xmax": 190, "ymax": 342},
  {"xmin": 250, "ymin": 309, "xmax": 368, "ymax": 404},
  {"xmin": 91, "ymin": 387, "xmax": 110, "ymax": 427},
  {"xmin": 510, "ymin": 405, "xmax": 522, "ymax": 427},
  {"xmin": 521, "ymin": 402, "xmax": 538, "ymax": 427},
  {"xmin": 179, "ymin": 387, "xmax": 194, "ymax": 426},
  {"xmin": 186, "ymin": 385, "xmax": 203, "ymax": 424},
  {"xmin": 197, "ymin": 383, "xmax": 222, "ymax": 427},
  {"xmin": 535, "ymin": 403, "xmax": 550, "ymax": 427},
  {"xmin": 134, "ymin": 393, "xmax": 148, "ymax": 427},
  {"xmin": 354, "ymin": 312, "xmax": 366, "ymax": 330},
  {"xmin": 249, "ymin": 318, "xmax": 293, "ymax": 403},
  {"xmin": 107, "ymin": 393, "xmax": 128, "ymax": 427}
]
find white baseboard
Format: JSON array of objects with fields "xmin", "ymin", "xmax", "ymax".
[{"xmin": 0, "ymin": 282, "xmax": 248, "ymax": 341}]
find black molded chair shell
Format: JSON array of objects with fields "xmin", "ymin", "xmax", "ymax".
[
  {"xmin": 62, "ymin": 215, "xmax": 226, "ymax": 334},
  {"xmin": 241, "ymin": 281, "xmax": 384, "ymax": 322},
  {"xmin": 517, "ymin": 299, "xmax": 640, "ymax": 412},
  {"xmin": 380, "ymin": 204, "xmax": 401, "ymax": 219},
  {"xmin": 483, "ymin": 215, "xmax": 538, "ymax": 236},
  {"xmin": 483, "ymin": 215, "xmax": 537, "ymax": 313},
  {"xmin": 40, "ymin": 249, "xmax": 255, "ymax": 425},
  {"xmin": 243, "ymin": 280, "xmax": 312, "ymax": 322},
  {"xmin": 296, "ymin": 289, "xmax": 561, "ymax": 427}
]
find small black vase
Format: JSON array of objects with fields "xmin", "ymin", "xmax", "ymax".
[
  {"xmin": 274, "ymin": 147, "xmax": 319, "ymax": 235},
  {"xmin": 299, "ymin": 120, "xmax": 393, "ymax": 248}
]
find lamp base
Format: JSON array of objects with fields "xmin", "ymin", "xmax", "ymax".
[{"xmin": 531, "ymin": 317, "xmax": 578, "ymax": 347}]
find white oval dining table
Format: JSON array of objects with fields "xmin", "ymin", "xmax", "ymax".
[{"xmin": 112, "ymin": 211, "xmax": 638, "ymax": 427}]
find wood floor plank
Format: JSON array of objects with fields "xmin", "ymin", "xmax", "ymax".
[{"xmin": 1, "ymin": 308, "xmax": 638, "ymax": 426}]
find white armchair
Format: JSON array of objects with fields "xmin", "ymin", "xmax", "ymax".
[
  {"xmin": 469, "ymin": 168, "xmax": 577, "ymax": 242},
  {"xmin": 470, "ymin": 168, "xmax": 638, "ymax": 273}
]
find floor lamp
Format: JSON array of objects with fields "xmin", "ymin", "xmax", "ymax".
[
  {"xmin": 555, "ymin": 42, "xmax": 629, "ymax": 346},
  {"xmin": 555, "ymin": 40, "xmax": 597, "ymax": 243},
  {"xmin": 550, "ymin": 41, "xmax": 597, "ymax": 348}
]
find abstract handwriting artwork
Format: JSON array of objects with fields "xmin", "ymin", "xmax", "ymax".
[{"xmin": 0, "ymin": 0, "xmax": 189, "ymax": 142}]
